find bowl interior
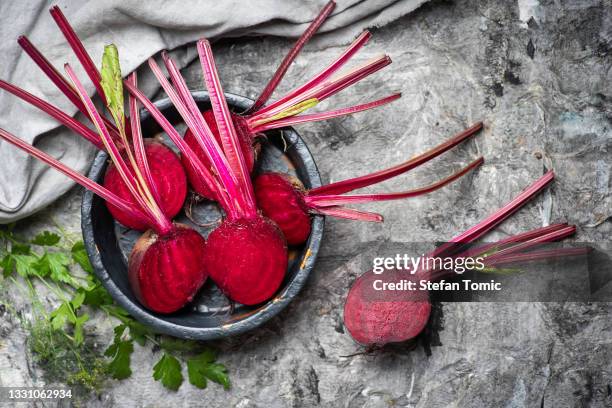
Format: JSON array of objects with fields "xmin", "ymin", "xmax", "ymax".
[{"xmin": 82, "ymin": 92, "xmax": 323, "ymax": 340}]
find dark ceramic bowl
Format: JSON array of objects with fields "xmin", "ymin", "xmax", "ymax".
[{"xmin": 81, "ymin": 91, "xmax": 324, "ymax": 340}]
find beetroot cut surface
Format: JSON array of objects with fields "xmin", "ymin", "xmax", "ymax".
[
  {"xmin": 343, "ymin": 269, "xmax": 431, "ymax": 346},
  {"xmin": 203, "ymin": 216, "xmax": 288, "ymax": 305},
  {"xmin": 129, "ymin": 225, "xmax": 208, "ymax": 314}
]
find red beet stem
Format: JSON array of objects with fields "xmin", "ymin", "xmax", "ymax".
[
  {"xmin": 126, "ymin": 73, "xmax": 159, "ymax": 202},
  {"xmin": 49, "ymin": 6, "xmax": 107, "ymax": 105},
  {"xmin": 247, "ymin": 1, "xmax": 336, "ymax": 113},
  {"xmin": 251, "ymin": 93, "xmax": 401, "ymax": 132},
  {"xmin": 17, "ymin": 36, "xmax": 119, "ymax": 137},
  {"xmin": 66, "ymin": 63, "xmax": 172, "ymax": 234},
  {"xmin": 456, "ymin": 223, "xmax": 569, "ymax": 260},
  {"xmin": 0, "ymin": 128, "xmax": 148, "ymax": 225},
  {"xmin": 0, "ymin": 79, "xmax": 103, "ymax": 149},
  {"xmin": 251, "ymin": 30, "xmax": 372, "ymax": 118},
  {"xmin": 148, "ymin": 56, "xmax": 245, "ymax": 218},
  {"xmin": 432, "ymin": 170, "xmax": 555, "ymax": 258},
  {"xmin": 483, "ymin": 225, "xmax": 576, "ymax": 263},
  {"xmin": 314, "ymin": 206, "xmax": 384, "ymax": 222},
  {"xmin": 428, "ymin": 224, "xmax": 577, "ymax": 280},
  {"xmin": 197, "ymin": 39, "xmax": 257, "ymax": 216},
  {"xmin": 485, "ymin": 247, "xmax": 590, "ymax": 266},
  {"xmin": 122, "ymin": 80, "xmax": 227, "ymax": 211},
  {"xmin": 249, "ymin": 54, "xmax": 391, "ymax": 125},
  {"xmin": 310, "ymin": 122, "xmax": 483, "ymax": 196},
  {"xmin": 306, "ymin": 157, "xmax": 483, "ymax": 207}
]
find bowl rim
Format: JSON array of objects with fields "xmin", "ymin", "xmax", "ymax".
[{"xmin": 81, "ymin": 90, "xmax": 324, "ymax": 340}]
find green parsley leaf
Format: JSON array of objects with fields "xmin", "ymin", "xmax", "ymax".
[
  {"xmin": 73, "ymin": 313, "xmax": 89, "ymax": 345},
  {"xmin": 36, "ymin": 252, "xmax": 76, "ymax": 286},
  {"xmin": 50, "ymin": 302, "xmax": 72, "ymax": 330},
  {"xmin": 13, "ymin": 254, "xmax": 38, "ymax": 278},
  {"xmin": 126, "ymin": 320, "xmax": 150, "ymax": 346},
  {"xmin": 0, "ymin": 254, "xmax": 14, "ymax": 277},
  {"xmin": 105, "ymin": 339, "xmax": 134, "ymax": 380},
  {"xmin": 153, "ymin": 353, "xmax": 183, "ymax": 391},
  {"xmin": 186, "ymin": 349, "xmax": 230, "ymax": 390},
  {"xmin": 11, "ymin": 242, "xmax": 31, "ymax": 255},
  {"xmin": 31, "ymin": 231, "xmax": 61, "ymax": 246},
  {"xmin": 71, "ymin": 241, "xmax": 93, "ymax": 274},
  {"xmin": 159, "ymin": 338, "xmax": 201, "ymax": 353},
  {"xmin": 80, "ymin": 284, "xmax": 113, "ymax": 307}
]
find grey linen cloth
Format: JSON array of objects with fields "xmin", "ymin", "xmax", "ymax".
[{"xmin": 0, "ymin": 0, "xmax": 427, "ymax": 223}]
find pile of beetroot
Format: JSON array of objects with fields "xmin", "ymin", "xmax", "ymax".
[{"xmin": 0, "ymin": 3, "xmax": 585, "ymax": 347}]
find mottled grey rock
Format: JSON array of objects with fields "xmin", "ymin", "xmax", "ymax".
[{"xmin": 1, "ymin": 0, "xmax": 611, "ymax": 407}]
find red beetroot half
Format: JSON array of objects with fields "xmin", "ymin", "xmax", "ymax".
[
  {"xmin": 255, "ymin": 122, "xmax": 485, "ymax": 245},
  {"xmin": 128, "ymin": 224, "xmax": 206, "ymax": 313},
  {"xmin": 11, "ymin": 8, "xmax": 187, "ymax": 230},
  {"xmin": 131, "ymin": 40, "xmax": 288, "ymax": 305},
  {"xmin": 343, "ymin": 269, "xmax": 430, "ymax": 346},
  {"xmin": 343, "ymin": 170, "xmax": 585, "ymax": 347},
  {"xmin": 0, "ymin": 62, "xmax": 208, "ymax": 314},
  {"xmin": 181, "ymin": 1, "xmax": 400, "ymax": 199}
]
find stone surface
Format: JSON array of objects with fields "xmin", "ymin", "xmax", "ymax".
[{"xmin": 1, "ymin": 0, "xmax": 612, "ymax": 407}]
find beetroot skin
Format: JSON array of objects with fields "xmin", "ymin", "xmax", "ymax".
[
  {"xmin": 182, "ymin": 110, "xmax": 258, "ymax": 199},
  {"xmin": 104, "ymin": 140, "xmax": 187, "ymax": 230},
  {"xmin": 203, "ymin": 216, "xmax": 288, "ymax": 305},
  {"xmin": 254, "ymin": 172, "xmax": 312, "ymax": 245},
  {"xmin": 343, "ymin": 269, "xmax": 431, "ymax": 346},
  {"xmin": 129, "ymin": 224, "xmax": 207, "ymax": 314}
]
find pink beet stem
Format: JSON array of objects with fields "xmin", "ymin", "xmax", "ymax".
[
  {"xmin": 148, "ymin": 57, "xmax": 243, "ymax": 217},
  {"xmin": 0, "ymin": 128, "xmax": 148, "ymax": 225},
  {"xmin": 309, "ymin": 122, "xmax": 483, "ymax": 196},
  {"xmin": 250, "ymin": 30, "xmax": 372, "ymax": 118},
  {"xmin": 247, "ymin": 0, "xmax": 336, "ymax": 113},
  {"xmin": 249, "ymin": 54, "xmax": 391, "ymax": 125},
  {"xmin": 49, "ymin": 6, "xmax": 107, "ymax": 104},
  {"xmin": 483, "ymin": 225, "xmax": 577, "ymax": 263},
  {"xmin": 65, "ymin": 63, "xmax": 172, "ymax": 234},
  {"xmin": 313, "ymin": 206, "xmax": 384, "ymax": 222},
  {"xmin": 456, "ymin": 223, "xmax": 569, "ymax": 260},
  {"xmin": 306, "ymin": 157, "xmax": 483, "ymax": 207},
  {"xmin": 251, "ymin": 93, "xmax": 401, "ymax": 132},
  {"xmin": 123, "ymin": 80, "xmax": 229, "ymax": 211},
  {"xmin": 485, "ymin": 247, "xmax": 590, "ymax": 266},
  {"xmin": 127, "ymin": 73, "xmax": 159, "ymax": 202},
  {"xmin": 0, "ymin": 79, "xmax": 103, "ymax": 149},
  {"xmin": 17, "ymin": 35, "xmax": 119, "ymax": 138},
  {"xmin": 431, "ymin": 170, "xmax": 556, "ymax": 260},
  {"xmin": 197, "ymin": 39, "xmax": 257, "ymax": 215}
]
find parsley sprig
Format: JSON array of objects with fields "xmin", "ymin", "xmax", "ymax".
[{"xmin": 0, "ymin": 223, "xmax": 230, "ymax": 393}]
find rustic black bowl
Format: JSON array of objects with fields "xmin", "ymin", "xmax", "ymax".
[{"xmin": 81, "ymin": 91, "xmax": 324, "ymax": 340}]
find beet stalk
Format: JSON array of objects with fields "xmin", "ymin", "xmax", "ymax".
[
  {"xmin": 343, "ymin": 170, "xmax": 583, "ymax": 347},
  {"xmin": 255, "ymin": 122, "xmax": 484, "ymax": 245},
  {"xmin": 0, "ymin": 65, "xmax": 207, "ymax": 314}
]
